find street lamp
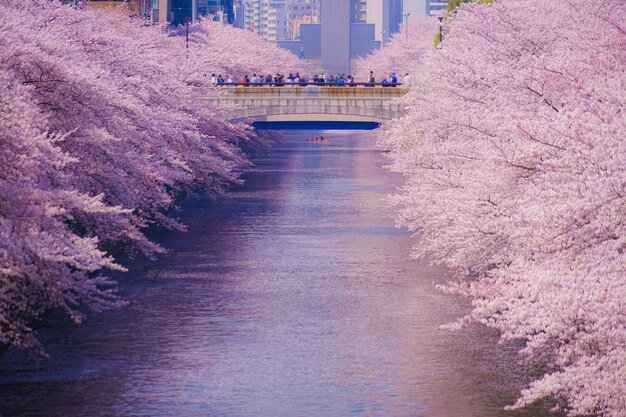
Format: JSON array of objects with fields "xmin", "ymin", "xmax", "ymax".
[
  {"xmin": 403, "ymin": 12, "xmax": 410, "ymax": 42},
  {"xmin": 380, "ymin": 30, "xmax": 386, "ymax": 49}
]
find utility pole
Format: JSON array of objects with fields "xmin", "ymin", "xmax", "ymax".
[
  {"xmin": 438, "ymin": 16, "xmax": 443, "ymax": 44},
  {"xmin": 403, "ymin": 12, "xmax": 410, "ymax": 42},
  {"xmin": 185, "ymin": 16, "xmax": 190, "ymax": 49}
]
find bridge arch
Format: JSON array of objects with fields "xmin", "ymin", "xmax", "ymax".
[{"xmin": 199, "ymin": 86, "xmax": 407, "ymax": 123}]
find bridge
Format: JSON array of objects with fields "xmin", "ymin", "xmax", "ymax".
[{"xmin": 199, "ymin": 86, "xmax": 408, "ymax": 126}]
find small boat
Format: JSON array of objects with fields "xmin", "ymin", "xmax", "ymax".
[{"xmin": 305, "ymin": 137, "xmax": 330, "ymax": 143}]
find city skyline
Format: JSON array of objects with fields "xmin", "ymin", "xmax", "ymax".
[
  {"xmin": 83, "ymin": 0, "xmax": 449, "ymax": 73},
  {"xmin": 83, "ymin": 1, "xmax": 448, "ymax": 40}
]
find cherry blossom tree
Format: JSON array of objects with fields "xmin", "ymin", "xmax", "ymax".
[
  {"xmin": 379, "ymin": 0, "xmax": 625, "ymax": 415},
  {"xmin": 0, "ymin": 0, "xmax": 302, "ymax": 352},
  {"xmin": 0, "ymin": 72, "xmax": 129, "ymax": 351},
  {"xmin": 178, "ymin": 19, "xmax": 305, "ymax": 83},
  {"xmin": 353, "ymin": 17, "xmax": 438, "ymax": 83}
]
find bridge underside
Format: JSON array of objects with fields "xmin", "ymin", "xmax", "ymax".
[
  {"xmin": 224, "ymin": 102, "xmax": 402, "ymax": 123},
  {"xmin": 202, "ymin": 97, "xmax": 404, "ymax": 124},
  {"xmin": 235, "ymin": 113, "xmax": 383, "ymax": 123}
]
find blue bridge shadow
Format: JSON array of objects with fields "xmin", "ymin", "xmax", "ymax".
[{"xmin": 252, "ymin": 121, "xmax": 380, "ymax": 130}]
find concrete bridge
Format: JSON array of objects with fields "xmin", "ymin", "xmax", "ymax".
[{"xmin": 199, "ymin": 86, "xmax": 408, "ymax": 124}]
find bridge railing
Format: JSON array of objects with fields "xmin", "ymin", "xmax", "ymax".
[
  {"xmin": 203, "ymin": 84, "xmax": 408, "ymax": 98},
  {"xmin": 210, "ymin": 82, "xmax": 404, "ymax": 87}
]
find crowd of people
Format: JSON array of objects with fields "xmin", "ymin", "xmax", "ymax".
[{"xmin": 209, "ymin": 71, "xmax": 411, "ymax": 87}]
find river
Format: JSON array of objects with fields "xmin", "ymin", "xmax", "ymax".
[{"xmin": 0, "ymin": 130, "xmax": 555, "ymax": 417}]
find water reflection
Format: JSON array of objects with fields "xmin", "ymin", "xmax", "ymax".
[{"xmin": 0, "ymin": 131, "xmax": 555, "ymax": 417}]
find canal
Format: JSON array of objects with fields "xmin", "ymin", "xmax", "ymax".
[{"xmin": 0, "ymin": 130, "xmax": 553, "ymax": 417}]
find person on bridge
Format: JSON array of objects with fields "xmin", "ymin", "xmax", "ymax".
[
  {"xmin": 403, "ymin": 73, "xmax": 411, "ymax": 87},
  {"xmin": 367, "ymin": 71, "xmax": 375, "ymax": 87},
  {"xmin": 390, "ymin": 73, "xmax": 398, "ymax": 86}
]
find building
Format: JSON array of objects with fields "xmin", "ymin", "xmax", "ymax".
[
  {"xmin": 320, "ymin": 0, "xmax": 351, "ymax": 74},
  {"xmin": 350, "ymin": 0, "xmax": 367, "ymax": 23},
  {"xmin": 84, "ymin": 0, "xmax": 146, "ymax": 15},
  {"xmin": 426, "ymin": 0, "xmax": 448, "ymax": 16},
  {"xmin": 287, "ymin": 0, "xmax": 319, "ymax": 40},
  {"xmin": 91, "ymin": 0, "xmax": 169, "ymax": 23},
  {"xmin": 277, "ymin": 0, "xmax": 380, "ymax": 74},
  {"xmin": 240, "ymin": 0, "xmax": 275, "ymax": 36},
  {"xmin": 290, "ymin": 14, "xmax": 313, "ymax": 39},
  {"xmin": 347, "ymin": 0, "xmax": 404, "ymax": 46},
  {"xmin": 144, "ymin": 0, "xmax": 234, "ymax": 25},
  {"xmin": 288, "ymin": 0, "xmax": 319, "ymax": 23},
  {"xmin": 240, "ymin": 0, "xmax": 261, "ymax": 31},
  {"xmin": 361, "ymin": 0, "xmax": 402, "ymax": 45},
  {"xmin": 235, "ymin": 0, "xmax": 318, "ymax": 41},
  {"xmin": 238, "ymin": 0, "xmax": 318, "ymax": 41},
  {"xmin": 287, "ymin": 0, "xmax": 319, "ymax": 39},
  {"xmin": 267, "ymin": 6, "xmax": 290, "ymax": 41},
  {"xmin": 402, "ymin": 0, "xmax": 427, "ymax": 16}
]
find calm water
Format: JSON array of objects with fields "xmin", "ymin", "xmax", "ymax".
[{"xmin": 0, "ymin": 131, "xmax": 553, "ymax": 417}]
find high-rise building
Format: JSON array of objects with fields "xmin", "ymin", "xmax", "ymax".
[
  {"xmin": 277, "ymin": 0, "xmax": 380, "ymax": 73},
  {"xmin": 160, "ymin": 0, "xmax": 235, "ymax": 26},
  {"xmin": 239, "ymin": 0, "xmax": 318, "ymax": 41},
  {"xmin": 425, "ymin": 0, "xmax": 448, "ymax": 16},
  {"xmin": 169, "ymin": 0, "xmax": 192, "ymax": 24},
  {"xmin": 363, "ymin": 0, "xmax": 402, "ymax": 45},
  {"xmin": 84, "ymin": 0, "xmax": 147, "ymax": 15},
  {"xmin": 287, "ymin": 0, "xmax": 319, "ymax": 39},
  {"xmin": 350, "ymin": 0, "xmax": 367, "ymax": 23},
  {"xmin": 402, "ymin": 0, "xmax": 427, "ymax": 16},
  {"xmin": 240, "ymin": 0, "xmax": 283, "ymax": 36},
  {"xmin": 234, "ymin": 0, "xmax": 244, "ymax": 27},
  {"xmin": 320, "ymin": 0, "xmax": 351, "ymax": 74},
  {"xmin": 267, "ymin": 7, "xmax": 290, "ymax": 41},
  {"xmin": 389, "ymin": 0, "xmax": 402, "ymax": 33},
  {"xmin": 241, "ymin": 0, "xmax": 261, "ymax": 31},
  {"xmin": 289, "ymin": 0, "xmax": 319, "ymax": 23}
]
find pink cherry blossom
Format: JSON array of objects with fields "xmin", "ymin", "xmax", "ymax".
[
  {"xmin": 354, "ymin": 16, "xmax": 438, "ymax": 82},
  {"xmin": 0, "ymin": 0, "xmax": 302, "ymax": 352},
  {"xmin": 376, "ymin": 0, "xmax": 626, "ymax": 415}
]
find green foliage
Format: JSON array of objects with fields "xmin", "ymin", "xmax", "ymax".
[
  {"xmin": 448, "ymin": 0, "xmax": 493, "ymax": 12},
  {"xmin": 433, "ymin": 31, "xmax": 442, "ymax": 47},
  {"xmin": 447, "ymin": 0, "xmax": 468, "ymax": 11}
]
